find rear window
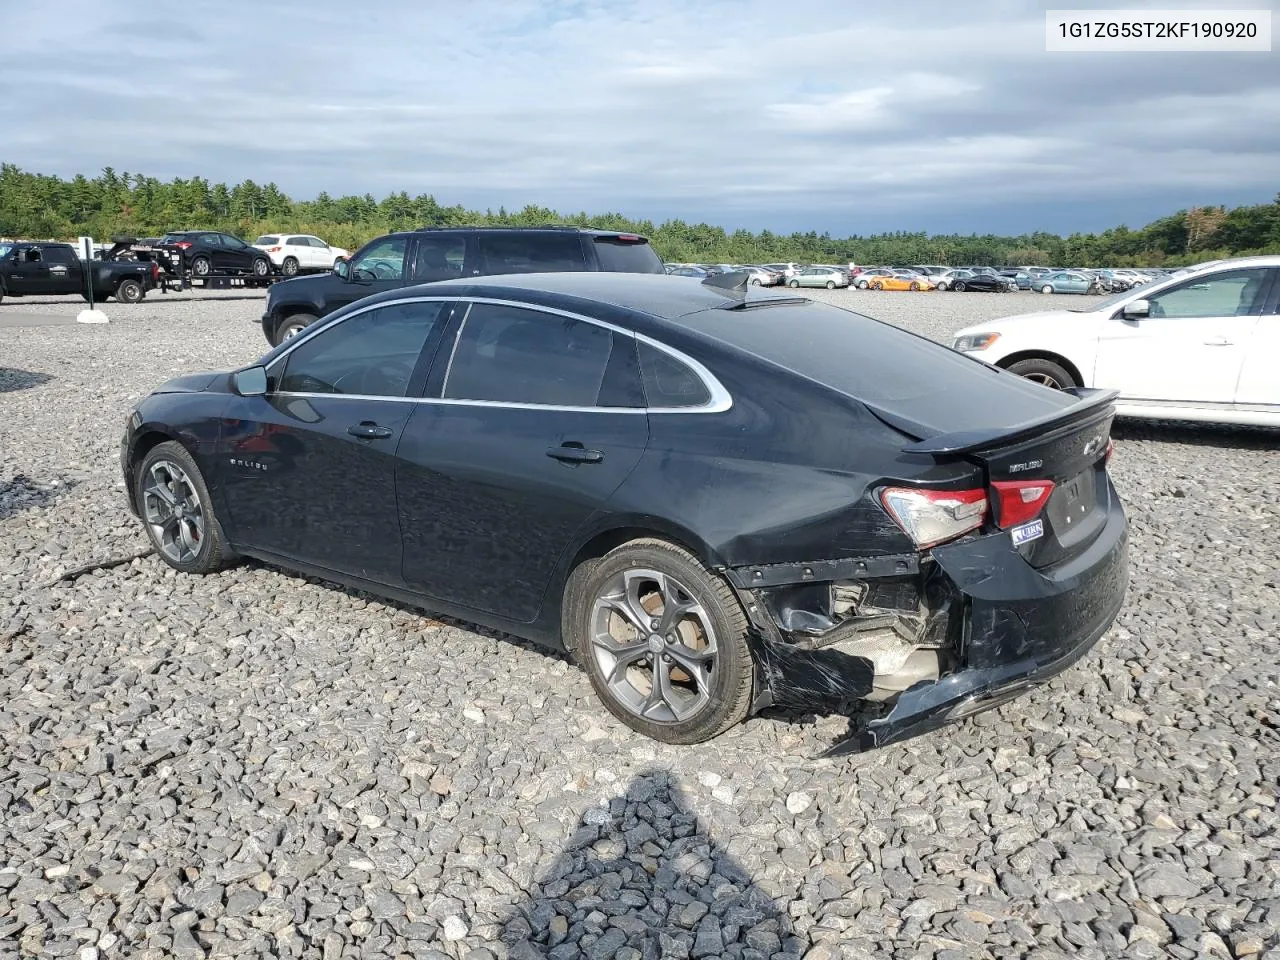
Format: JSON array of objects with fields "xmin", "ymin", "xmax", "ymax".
[
  {"xmin": 478, "ymin": 233, "xmax": 588, "ymax": 275},
  {"xmin": 255, "ymin": 236, "xmax": 278, "ymax": 245},
  {"xmin": 593, "ymin": 236, "xmax": 664, "ymax": 274},
  {"xmin": 681, "ymin": 302, "xmax": 1072, "ymax": 434}
]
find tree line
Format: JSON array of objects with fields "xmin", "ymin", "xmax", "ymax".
[{"xmin": 2, "ymin": 163, "xmax": 1278, "ymax": 267}]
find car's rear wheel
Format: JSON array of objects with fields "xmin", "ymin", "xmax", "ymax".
[
  {"xmin": 909, "ymin": 281, "xmax": 920, "ymax": 291},
  {"xmin": 275, "ymin": 313, "xmax": 318, "ymax": 345},
  {"xmin": 1007, "ymin": 357, "xmax": 1077, "ymax": 390},
  {"xmin": 826, "ymin": 280, "xmax": 836, "ymax": 289},
  {"xmin": 565, "ymin": 539, "xmax": 754, "ymax": 744},
  {"xmin": 252, "ymin": 257, "xmax": 271, "ymax": 278},
  {"xmin": 282, "ymin": 256, "xmax": 300, "ymax": 277},
  {"xmin": 191, "ymin": 256, "xmax": 211, "ymax": 277},
  {"xmin": 954, "ymin": 281, "xmax": 967, "ymax": 292},
  {"xmin": 1041, "ymin": 284, "xmax": 1053, "ymax": 294},
  {"xmin": 135, "ymin": 441, "xmax": 232, "ymax": 575},
  {"xmin": 116, "ymin": 279, "xmax": 144, "ymax": 303},
  {"xmin": 871, "ymin": 281, "xmax": 882, "ymax": 290}
]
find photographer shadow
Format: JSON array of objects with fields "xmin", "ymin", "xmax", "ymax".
[{"xmin": 501, "ymin": 769, "xmax": 802, "ymax": 959}]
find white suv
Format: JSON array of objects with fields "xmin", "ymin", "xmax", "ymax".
[
  {"xmin": 952, "ymin": 256, "xmax": 1280, "ymax": 427},
  {"xmin": 253, "ymin": 235, "xmax": 349, "ymax": 277}
]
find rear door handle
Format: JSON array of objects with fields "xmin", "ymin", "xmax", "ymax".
[
  {"xmin": 348, "ymin": 421, "xmax": 394, "ymax": 439},
  {"xmin": 546, "ymin": 444, "xmax": 604, "ymax": 464},
  {"xmin": 1203, "ymin": 337, "xmax": 1233, "ymax": 346}
]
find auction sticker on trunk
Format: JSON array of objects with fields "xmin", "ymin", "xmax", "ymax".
[{"xmin": 1011, "ymin": 518, "xmax": 1045, "ymax": 546}]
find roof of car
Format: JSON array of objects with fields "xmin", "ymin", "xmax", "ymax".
[
  {"xmin": 376, "ymin": 272, "xmax": 803, "ymax": 323},
  {"xmin": 407, "ymin": 226, "xmax": 651, "ymax": 239}
]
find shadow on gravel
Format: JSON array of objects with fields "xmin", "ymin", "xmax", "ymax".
[
  {"xmin": 500, "ymin": 769, "xmax": 800, "ymax": 959},
  {"xmin": 1114, "ymin": 418, "xmax": 1280, "ymax": 450},
  {"xmin": 0, "ymin": 474, "xmax": 74, "ymax": 520},
  {"xmin": 0, "ymin": 368, "xmax": 53, "ymax": 393}
]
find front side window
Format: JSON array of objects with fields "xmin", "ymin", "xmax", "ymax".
[
  {"xmin": 222, "ymin": 235, "xmax": 249, "ymax": 250},
  {"xmin": 1144, "ymin": 268, "xmax": 1271, "ymax": 319},
  {"xmin": 279, "ymin": 301, "xmax": 444, "ymax": 397},
  {"xmin": 410, "ymin": 236, "xmax": 466, "ymax": 282},
  {"xmin": 350, "ymin": 237, "xmax": 407, "ymax": 281},
  {"xmin": 477, "ymin": 234, "xmax": 588, "ymax": 275},
  {"xmin": 443, "ymin": 303, "xmax": 614, "ymax": 407}
]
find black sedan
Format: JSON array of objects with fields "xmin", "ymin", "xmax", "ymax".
[
  {"xmin": 948, "ymin": 271, "xmax": 1014, "ymax": 292},
  {"xmin": 157, "ymin": 231, "xmax": 272, "ymax": 279},
  {"xmin": 121, "ymin": 273, "xmax": 1128, "ymax": 752}
]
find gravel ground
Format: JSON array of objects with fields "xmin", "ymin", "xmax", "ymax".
[{"xmin": 2, "ymin": 286, "xmax": 1278, "ymax": 960}]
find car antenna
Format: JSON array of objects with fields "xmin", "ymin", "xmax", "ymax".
[{"xmin": 701, "ymin": 271, "xmax": 750, "ymax": 298}]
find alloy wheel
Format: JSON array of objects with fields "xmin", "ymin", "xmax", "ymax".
[
  {"xmin": 141, "ymin": 459, "xmax": 205, "ymax": 564},
  {"xmin": 1025, "ymin": 373, "xmax": 1063, "ymax": 389},
  {"xmin": 589, "ymin": 568, "xmax": 717, "ymax": 723}
]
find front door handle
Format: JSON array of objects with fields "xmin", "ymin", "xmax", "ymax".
[
  {"xmin": 546, "ymin": 444, "xmax": 604, "ymax": 464},
  {"xmin": 1203, "ymin": 337, "xmax": 1233, "ymax": 346},
  {"xmin": 348, "ymin": 421, "xmax": 393, "ymax": 439}
]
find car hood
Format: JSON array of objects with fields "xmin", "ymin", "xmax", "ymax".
[
  {"xmin": 954, "ymin": 309, "xmax": 1093, "ymax": 338},
  {"xmin": 151, "ymin": 371, "xmax": 226, "ymax": 394}
]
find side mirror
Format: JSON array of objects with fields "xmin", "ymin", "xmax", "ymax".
[
  {"xmin": 231, "ymin": 366, "xmax": 268, "ymax": 397},
  {"xmin": 333, "ymin": 259, "xmax": 349, "ymax": 279},
  {"xmin": 1122, "ymin": 299, "xmax": 1149, "ymax": 319}
]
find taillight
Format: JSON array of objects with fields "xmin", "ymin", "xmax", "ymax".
[
  {"xmin": 880, "ymin": 487, "xmax": 988, "ymax": 549},
  {"xmin": 268, "ymin": 246, "xmax": 281, "ymax": 252},
  {"xmin": 151, "ymin": 263, "xmax": 159, "ymax": 280},
  {"xmin": 990, "ymin": 480, "xmax": 1056, "ymax": 529},
  {"xmin": 175, "ymin": 241, "xmax": 192, "ymax": 250}
]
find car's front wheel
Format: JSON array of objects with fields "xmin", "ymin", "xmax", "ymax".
[
  {"xmin": 565, "ymin": 539, "xmax": 754, "ymax": 744},
  {"xmin": 135, "ymin": 441, "xmax": 233, "ymax": 574},
  {"xmin": 1007, "ymin": 357, "xmax": 1078, "ymax": 390},
  {"xmin": 1041, "ymin": 284, "xmax": 1054, "ymax": 294},
  {"xmin": 954, "ymin": 281, "xmax": 966, "ymax": 292},
  {"xmin": 252, "ymin": 257, "xmax": 271, "ymax": 278},
  {"xmin": 275, "ymin": 313, "xmax": 318, "ymax": 345},
  {"xmin": 788, "ymin": 279, "xmax": 800, "ymax": 288},
  {"xmin": 282, "ymin": 256, "xmax": 300, "ymax": 277}
]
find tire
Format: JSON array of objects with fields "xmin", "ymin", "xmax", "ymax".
[
  {"xmin": 282, "ymin": 256, "xmax": 300, "ymax": 277},
  {"xmin": 191, "ymin": 256, "xmax": 211, "ymax": 277},
  {"xmin": 954, "ymin": 281, "xmax": 966, "ymax": 292},
  {"xmin": 115, "ymin": 279, "xmax": 144, "ymax": 303},
  {"xmin": 857, "ymin": 280, "xmax": 869, "ymax": 289},
  {"xmin": 909, "ymin": 281, "xmax": 920, "ymax": 291},
  {"xmin": 275, "ymin": 313, "xmax": 318, "ymax": 345},
  {"xmin": 134, "ymin": 441, "xmax": 234, "ymax": 575},
  {"xmin": 870, "ymin": 281, "xmax": 882, "ymax": 290},
  {"xmin": 1041, "ymin": 285, "xmax": 1053, "ymax": 294},
  {"xmin": 252, "ymin": 257, "xmax": 271, "ymax": 278},
  {"xmin": 564, "ymin": 538, "xmax": 754, "ymax": 745},
  {"xmin": 788, "ymin": 279, "xmax": 800, "ymax": 288},
  {"xmin": 1006, "ymin": 357, "xmax": 1078, "ymax": 391},
  {"xmin": 826, "ymin": 280, "xmax": 835, "ymax": 289}
]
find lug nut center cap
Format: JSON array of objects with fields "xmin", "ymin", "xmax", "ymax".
[{"xmin": 647, "ymin": 635, "xmax": 664, "ymax": 653}]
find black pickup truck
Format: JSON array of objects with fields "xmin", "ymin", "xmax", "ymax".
[
  {"xmin": 260, "ymin": 226, "xmax": 664, "ymax": 345},
  {"xmin": 0, "ymin": 241, "xmax": 159, "ymax": 304}
]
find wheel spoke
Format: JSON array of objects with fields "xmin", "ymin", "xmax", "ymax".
[
  {"xmin": 594, "ymin": 640, "xmax": 649, "ymax": 683},
  {"xmin": 666, "ymin": 645, "xmax": 714, "ymax": 695},
  {"xmin": 599, "ymin": 594, "xmax": 648, "ymax": 636}
]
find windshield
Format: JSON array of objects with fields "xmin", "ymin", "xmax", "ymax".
[{"xmin": 0, "ymin": 243, "xmax": 12, "ymax": 259}]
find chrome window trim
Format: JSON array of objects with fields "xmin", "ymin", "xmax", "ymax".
[{"xmin": 267, "ymin": 294, "xmax": 733, "ymax": 415}]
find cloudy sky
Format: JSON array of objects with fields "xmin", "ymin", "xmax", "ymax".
[{"xmin": 2, "ymin": 0, "xmax": 1276, "ymax": 235}]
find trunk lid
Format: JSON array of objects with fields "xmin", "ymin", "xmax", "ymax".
[{"xmin": 880, "ymin": 389, "xmax": 1118, "ymax": 569}]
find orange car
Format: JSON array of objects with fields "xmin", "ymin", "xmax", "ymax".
[{"xmin": 862, "ymin": 271, "xmax": 935, "ymax": 291}]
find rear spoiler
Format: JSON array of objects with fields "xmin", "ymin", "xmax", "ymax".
[{"xmin": 898, "ymin": 387, "xmax": 1119, "ymax": 456}]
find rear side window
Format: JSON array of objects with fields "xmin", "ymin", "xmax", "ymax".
[
  {"xmin": 477, "ymin": 234, "xmax": 588, "ymax": 275},
  {"xmin": 279, "ymin": 301, "xmax": 444, "ymax": 397},
  {"xmin": 592, "ymin": 236, "xmax": 664, "ymax": 274},
  {"xmin": 444, "ymin": 303, "xmax": 614, "ymax": 406},
  {"xmin": 44, "ymin": 246, "xmax": 76, "ymax": 265},
  {"xmin": 637, "ymin": 342, "xmax": 711, "ymax": 408},
  {"xmin": 410, "ymin": 236, "xmax": 467, "ymax": 282}
]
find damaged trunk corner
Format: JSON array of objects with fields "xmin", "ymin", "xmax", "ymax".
[{"xmin": 730, "ymin": 558, "xmax": 962, "ymax": 717}]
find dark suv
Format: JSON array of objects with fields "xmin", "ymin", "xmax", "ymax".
[{"xmin": 259, "ymin": 226, "xmax": 665, "ymax": 345}]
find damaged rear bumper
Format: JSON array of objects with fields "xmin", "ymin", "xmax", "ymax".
[{"xmin": 731, "ymin": 494, "xmax": 1129, "ymax": 753}]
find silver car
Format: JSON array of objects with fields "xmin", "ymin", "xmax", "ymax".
[{"xmin": 787, "ymin": 266, "xmax": 849, "ymax": 289}]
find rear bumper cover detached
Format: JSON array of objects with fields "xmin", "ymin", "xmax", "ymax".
[{"xmin": 741, "ymin": 494, "xmax": 1129, "ymax": 754}]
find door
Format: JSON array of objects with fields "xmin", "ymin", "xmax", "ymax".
[
  {"xmin": 220, "ymin": 234, "xmax": 254, "ymax": 272},
  {"xmin": 42, "ymin": 246, "xmax": 83, "ymax": 295},
  {"xmin": 330, "ymin": 235, "xmax": 412, "ymax": 311},
  {"xmin": 396, "ymin": 301, "xmax": 649, "ymax": 622},
  {"xmin": 1093, "ymin": 267, "xmax": 1271, "ymax": 403},
  {"xmin": 6, "ymin": 247, "xmax": 53, "ymax": 294},
  {"xmin": 217, "ymin": 298, "xmax": 450, "ymax": 583},
  {"xmin": 1235, "ymin": 274, "xmax": 1280, "ymax": 408},
  {"xmin": 300, "ymin": 236, "xmax": 324, "ymax": 270}
]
